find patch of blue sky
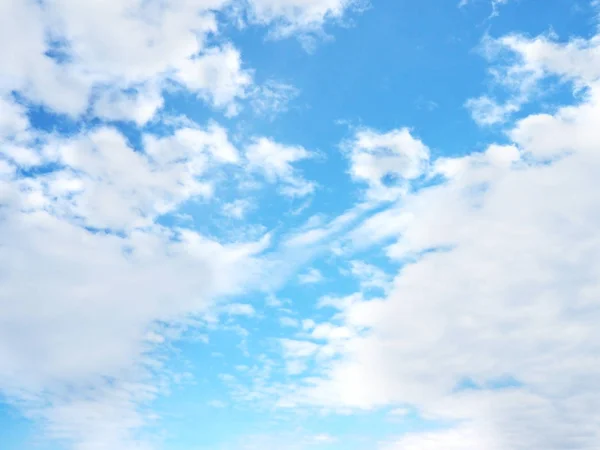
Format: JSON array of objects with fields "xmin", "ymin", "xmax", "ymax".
[{"xmin": 0, "ymin": 402, "xmax": 57, "ymax": 450}]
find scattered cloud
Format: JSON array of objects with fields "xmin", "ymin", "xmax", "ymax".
[
  {"xmin": 250, "ymin": 80, "xmax": 300, "ymax": 119},
  {"xmin": 93, "ymin": 84, "xmax": 164, "ymax": 126},
  {"xmin": 344, "ymin": 128, "xmax": 430, "ymax": 201},
  {"xmin": 279, "ymin": 317, "xmax": 300, "ymax": 328},
  {"xmin": 298, "ymin": 268, "xmax": 325, "ymax": 284},
  {"xmin": 2, "ymin": 1, "xmax": 599, "ymax": 449},
  {"xmin": 246, "ymin": 0, "xmax": 368, "ymax": 40},
  {"xmin": 467, "ymin": 31, "xmax": 600, "ymax": 125},
  {"xmin": 175, "ymin": 44, "xmax": 253, "ymax": 116},
  {"xmin": 222, "ymin": 199, "xmax": 254, "ymax": 219},
  {"xmin": 283, "ymin": 61, "xmax": 600, "ymax": 448},
  {"xmin": 348, "ymin": 260, "xmax": 391, "ymax": 292},
  {"xmin": 223, "ymin": 303, "xmax": 257, "ymax": 317},
  {"xmin": 465, "ymin": 95, "xmax": 520, "ymax": 126},
  {"xmin": 245, "ymin": 137, "xmax": 316, "ymax": 197}
]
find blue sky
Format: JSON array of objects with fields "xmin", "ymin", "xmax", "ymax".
[{"xmin": 2, "ymin": 0, "xmax": 600, "ymax": 449}]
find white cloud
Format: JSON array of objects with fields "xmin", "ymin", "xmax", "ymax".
[
  {"xmin": 383, "ymin": 423, "xmax": 501, "ymax": 450},
  {"xmin": 0, "ymin": 0, "xmax": 222, "ymax": 116},
  {"xmin": 388, "ymin": 407, "xmax": 409, "ymax": 417},
  {"xmin": 0, "ymin": 211, "xmax": 269, "ymax": 448},
  {"xmin": 245, "ymin": 137, "xmax": 315, "ymax": 197},
  {"xmin": 467, "ymin": 31, "xmax": 600, "ymax": 125},
  {"xmin": 0, "ymin": 119, "xmax": 271, "ymax": 449},
  {"xmin": 458, "ymin": 0, "xmax": 510, "ymax": 17},
  {"xmin": 281, "ymin": 339, "xmax": 320, "ymax": 359},
  {"xmin": 0, "ymin": 1, "xmax": 370, "ymax": 448},
  {"xmin": 223, "ymin": 303, "xmax": 257, "ymax": 317},
  {"xmin": 0, "ymin": 0, "xmax": 260, "ymax": 120},
  {"xmin": 222, "ymin": 199, "xmax": 254, "ymax": 219},
  {"xmin": 298, "ymin": 268, "xmax": 325, "ymax": 284},
  {"xmin": 280, "ymin": 317, "xmax": 300, "ymax": 327},
  {"xmin": 0, "ymin": 97, "xmax": 30, "ymax": 141},
  {"xmin": 348, "ymin": 260, "xmax": 391, "ymax": 292},
  {"xmin": 5, "ymin": 2, "xmax": 600, "ymax": 449},
  {"xmin": 176, "ymin": 44, "xmax": 253, "ymax": 116},
  {"xmin": 2, "ymin": 144, "xmax": 43, "ymax": 168},
  {"xmin": 345, "ymin": 128, "xmax": 430, "ymax": 201},
  {"xmin": 281, "ymin": 31, "xmax": 600, "ymax": 448},
  {"xmin": 250, "ymin": 80, "xmax": 299, "ymax": 119},
  {"xmin": 465, "ymin": 95, "xmax": 520, "ymax": 126},
  {"xmin": 28, "ymin": 124, "xmax": 239, "ymax": 230},
  {"xmin": 93, "ymin": 85, "xmax": 164, "ymax": 126},
  {"xmin": 247, "ymin": 0, "xmax": 365, "ymax": 39},
  {"xmin": 294, "ymin": 87, "xmax": 600, "ymax": 449},
  {"xmin": 302, "ymin": 319, "xmax": 316, "ymax": 331},
  {"xmin": 496, "ymin": 33, "xmax": 600, "ymax": 87},
  {"xmin": 210, "ymin": 430, "xmax": 342, "ymax": 450},
  {"xmin": 0, "ymin": 0, "xmax": 358, "ymax": 120}
]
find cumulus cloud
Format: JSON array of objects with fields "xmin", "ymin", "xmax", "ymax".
[
  {"xmin": 0, "ymin": 1, "xmax": 372, "ymax": 449},
  {"xmin": 0, "ymin": 113, "xmax": 270, "ymax": 450},
  {"xmin": 92, "ymin": 85, "xmax": 165, "ymax": 126},
  {"xmin": 467, "ymin": 30, "xmax": 600, "ymax": 125},
  {"xmin": 175, "ymin": 44, "xmax": 253, "ymax": 116},
  {"xmin": 247, "ymin": 0, "xmax": 366, "ymax": 40},
  {"xmin": 245, "ymin": 137, "xmax": 316, "ymax": 197},
  {"xmin": 345, "ymin": 127, "xmax": 430, "ymax": 201},
  {"xmin": 1, "ymin": 0, "xmax": 363, "ymax": 119},
  {"xmin": 5, "ymin": 1, "xmax": 600, "ymax": 449},
  {"xmin": 281, "ymin": 31, "xmax": 600, "ymax": 448},
  {"xmin": 0, "ymin": 97, "xmax": 30, "ymax": 140},
  {"xmin": 0, "ymin": 205, "xmax": 269, "ymax": 448},
  {"xmin": 23, "ymin": 124, "xmax": 240, "ymax": 230}
]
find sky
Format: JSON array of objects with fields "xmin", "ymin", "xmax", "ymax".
[{"xmin": 1, "ymin": 0, "xmax": 600, "ymax": 449}]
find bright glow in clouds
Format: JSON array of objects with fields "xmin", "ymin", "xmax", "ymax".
[{"xmin": 1, "ymin": 1, "xmax": 600, "ymax": 450}]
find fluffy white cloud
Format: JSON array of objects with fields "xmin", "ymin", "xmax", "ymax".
[
  {"xmin": 247, "ymin": 0, "xmax": 364, "ymax": 39},
  {"xmin": 465, "ymin": 95, "xmax": 520, "ymax": 126},
  {"xmin": 0, "ymin": 97, "xmax": 30, "ymax": 140},
  {"xmin": 0, "ymin": 118, "xmax": 272, "ymax": 448},
  {"xmin": 348, "ymin": 260, "xmax": 390, "ymax": 292},
  {"xmin": 20, "ymin": 123, "xmax": 241, "ymax": 230},
  {"xmin": 0, "ymin": 0, "xmax": 256, "ymax": 119},
  {"xmin": 245, "ymin": 137, "xmax": 315, "ymax": 197},
  {"xmin": 383, "ymin": 423, "xmax": 501, "ymax": 450},
  {"xmin": 281, "ymin": 31, "xmax": 600, "ymax": 449},
  {"xmin": 0, "ymin": 0, "xmax": 360, "ymax": 119},
  {"xmin": 345, "ymin": 128, "xmax": 430, "ymax": 201},
  {"xmin": 495, "ymin": 33, "xmax": 600, "ymax": 87},
  {"xmin": 0, "ymin": 209, "xmax": 270, "ymax": 448},
  {"xmin": 0, "ymin": 0, "xmax": 220, "ymax": 115},
  {"xmin": 175, "ymin": 45, "xmax": 253, "ymax": 116},
  {"xmin": 0, "ymin": 1, "xmax": 370, "ymax": 449},
  {"xmin": 468, "ymin": 31, "xmax": 600, "ymax": 125},
  {"xmin": 93, "ymin": 85, "xmax": 165, "ymax": 126}
]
